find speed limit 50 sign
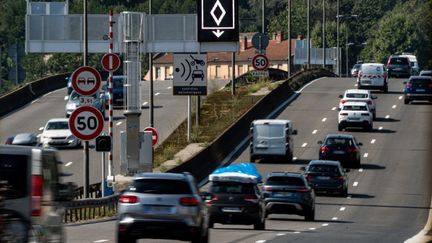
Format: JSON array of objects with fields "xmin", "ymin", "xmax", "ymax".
[
  {"xmin": 252, "ymin": 54, "xmax": 269, "ymax": 71},
  {"xmin": 69, "ymin": 106, "xmax": 104, "ymax": 141}
]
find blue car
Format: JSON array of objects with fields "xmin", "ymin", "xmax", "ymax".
[{"xmin": 404, "ymin": 76, "xmax": 432, "ymax": 104}]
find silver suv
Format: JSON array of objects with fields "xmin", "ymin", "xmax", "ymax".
[{"xmin": 116, "ymin": 172, "xmax": 209, "ymax": 243}]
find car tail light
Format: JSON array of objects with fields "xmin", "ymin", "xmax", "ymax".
[
  {"xmin": 180, "ymin": 197, "xmax": 200, "ymax": 206},
  {"xmin": 119, "ymin": 195, "xmax": 139, "ymax": 204},
  {"xmin": 32, "ymin": 175, "xmax": 43, "ymax": 217},
  {"xmin": 340, "ymin": 99, "xmax": 347, "ymax": 104},
  {"xmin": 361, "ymin": 113, "xmax": 370, "ymax": 116},
  {"xmin": 262, "ymin": 187, "xmax": 273, "ymax": 191},
  {"xmin": 347, "ymin": 147, "xmax": 359, "ymax": 153},
  {"xmin": 320, "ymin": 146, "xmax": 330, "ymax": 153},
  {"xmin": 205, "ymin": 195, "xmax": 218, "ymax": 205},
  {"xmin": 296, "ymin": 188, "xmax": 310, "ymax": 193},
  {"xmin": 340, "ymin": 113, "xmax": 348, "ymax": 116},
  {"xmin": 244, "ymin": 195, "xmax": 259, "ymax": 203},
  {"xmin": 334, "ymin": 176, "xmax": 345, "ymax": 180},
  {"xmin": 405, "ymin": 83, "xmax": 412, "ymax": 88}
]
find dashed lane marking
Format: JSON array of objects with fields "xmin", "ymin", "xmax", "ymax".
[
  {"xmin": 392, "ymin": 105, "xmax": 397, "ymax": 109},
  {"xmin": 293, "ymin": 231, "xmax": 301, "ymax": 234},
  {"xmin": 65, "ymin": 162, "xmax": 73, "ymax": 167},
  {"xmin": 385, "ymin": 115, "xmax": 390, "ymax": 119},
  {"xmin": 322, "ymin": 223, "xmax": 329, "ymax": 226},
  {"xmin": 340, "ymin": 207, "xmax": 346, "ymax": 211},
  {"xmin": 347, "ymin": 195, "xmax": 352, "ymax": 199},
  {"xmin": 312, "ymin": 130, "xmax": 318, "ymax": 134},
  {"xmin": 379, "ymin": 126, "xmax": 383, "ymax": 130},
  {"xmin": 363, "ymin": 153, "xmax": 369, "ymax": 158},
  {"xmin": 167, "ymin": 86, "xmax": 172, "ymax": 89},
  {"xmin": 332, "ymin": 217, "xmax": 338, "ymax": 220},
  {"xmin": 116, "ymin": 121, "xmax": 122, "ymax": 126},
  {"xmin": 276, "ymin": 233, "xmax": 286, "ymax": 236},
  {"xmin": 256, "ymin": 240, "xmax": 266, "ymax": 243},
  {"xmin": 142, "ymin": 102, "xmax": 148, "ymax": 106},
  {"xmin": 309, "ymin": 228, "xmax": 316, "ymax": 230},
  {"xmin": 321, "ymin": 117, "xmax": 327, "ymax": 122},
  {"xmin": 293, "ymin": 157, "xmax": 298, "ymax": 161},
  {"xmin": 359, "ymin": 168, "xmax": 364, "ymax": 172},
  {"xmin": 371, "ymin": 139, "xmax": 376, "ymax": 144},
  {"xmin": 353, "ymin": 181, "xmax": 359, "ymax": 187},
  {"xmin": 332, "ymin": 107, "xmax": 337, "ymax": 111},
  {"xmin": 155, "ymin": 92, "xmax": 160, "ymax": 96},
  {"xmin": 301, "ymin": 143, "xmax": 308, "ymax": 147},
  {"xmin": 398, "ymin": 96, "xmax": 403, "ymax": 100},
  {"xmin": 93, "ymin": 240, "xmax": 109, "ymax": 243}
]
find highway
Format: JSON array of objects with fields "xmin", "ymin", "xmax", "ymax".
[
  {"xmin": 0, "ymin": 79, "xmax": 228, "ymax": 187},
  {"xmin": 64, "ymin": 76, "xmax": 432, "ymax": 242}
]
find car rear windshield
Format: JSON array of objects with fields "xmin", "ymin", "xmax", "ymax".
[
  {"xmin": 308, "ymin": 165, "xmax": 341, "ymax": 175},
  {"xmin": 346, "ymin": 93, "xmax": 368, "ymax": 98},
  {"xmin": 255, "ymin": 124, "xmax": 285, "ymax": 138},
  {"xmin": 265, "ymin": 176, "xmax": 305, "ymax": 186},
  {"xmin": 361, "ymin": 65, "xmax": 383, "ymax": 74},
  {"xmin": 0, "ymin": 154, "xmax": 28, "ymax": 199},
  {"xmin": 46, "ymin": 121, "xmax": 69, "ymax": 130},
  {"xmin": 411, "ymin": 79, "xmax": 432, "ymax": 85},
  {"xmin": 325, "ymin": 138, "xmax": 353, "ymax": 146},
  {"xmin": 389, "ymin": 57, "xmax": 409, "ymax": 65},
  {"xmin": 209, "ymin": 182, "xmax": 255, "ymax": 194},
  {"xmin": 343, "ymin": 105, "xmax": 368, "ymax": 111},
  {"xmin": 128, "ymin": 179, "xmax": 192, "ymax": 194}
]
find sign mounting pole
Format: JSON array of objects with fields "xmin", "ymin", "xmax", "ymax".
[{"xmin": 108, "ymin": 9, "xmax": 115, "ymax": 186}]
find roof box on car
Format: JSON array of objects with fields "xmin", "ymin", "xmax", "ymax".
[{"xmin": 209, "ymin": 172, "xmax": 258, "ymax": 184}]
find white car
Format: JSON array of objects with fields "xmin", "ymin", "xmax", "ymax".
[
  {"xmin": 338, "ymin": 102, "xmax": 373, "ymax": 131},
  {"xmin": 357, "ymin": 63, "xmax": 388, "ymax": 93},
  {"xmin": 39, "ymin": 118, "xmax": 81, "ymax": 148},
  {"xmin": 339, "ymin": 89, "xmax": 377, "ymax": 119}
]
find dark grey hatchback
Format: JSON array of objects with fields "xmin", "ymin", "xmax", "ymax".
[
  {"xmin": 303, "ymin": 160, "xmax": 349, "ymax": 197},
  {"xmin": 262, "ymin": 172, "xmax": 315, "ymax": 221}
]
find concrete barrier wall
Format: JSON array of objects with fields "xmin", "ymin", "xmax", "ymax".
[
  {"xmin": 169, "ymin": 69, "xmax": 335, "ymax": 182},
  {"xmin": 0, "ymin": 73, "xmax": 71, "ymax": 118}
]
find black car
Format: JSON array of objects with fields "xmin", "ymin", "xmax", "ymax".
[
  {"xmin": 403, "ymin": 76, "xmax": 432, "ymax": 104},
  {"xmin": 205, "ymin": 173, "xmax": 265, "ymax": 230},
  {"xmin": 4, "ymin": 133, "xmax": 39, "ymax": 146},
  {"xmin": 318, "ymin": 134, "xmax": 362, "ymax": 168},
  {"xmin": 386, "ymin": 55, "xmax": 412, "ymax": 78},
  {"xmin": 303, "ymin": 160, "xmax": 349, "ymax": 197},
  {"xmin": 262, "ymin": 172, "xmax": 315, "ymax": 221}
]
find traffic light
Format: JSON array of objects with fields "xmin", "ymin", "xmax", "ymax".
[{"xmin": 95, "ymin": 135, "xmax": 111, "ymax": 152}]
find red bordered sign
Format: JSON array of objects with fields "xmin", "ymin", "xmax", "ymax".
[
  {"xmin": 144, "ymin": 127, "xmax": 159, "ymax": 146},
  {"xmin": 252, "ymin": 54, "xmax": 269, "ymax": 71},
  {"xmin": 69, "ymin": 106, "xmax": 104, "ymax": 141},
  {"xmin": 71, "ymin": 66, "xmax": 102, "ymax": 96},
  {"xmin": 101, "ymin": 53, "xmax": 121, "ymax": 72}
]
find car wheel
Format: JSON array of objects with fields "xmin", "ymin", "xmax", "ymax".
[
  {"xmin": 340, "ymin": 188, "xmax": 348, "ymax": 197},
  {"xmin": 383, "ymin": 85, "xmax": 388, "ymax": 93},
  {"xmin": 191, "ymin": 226, "xmax": 209, "ymax": 243},
  {"xmin": 338, "ymin": 124, "xmax": 343, "ymax": 131},
  {"xmin": 365, "ymin": 123, "xmax": 373, "ymax": 132},
  {"xmin": 208, "ymin": 221, "xmax": 214, "ymax": 229},
  {"xmin": 305, "ymin": 208, "xmax": 315, "ymax": 221},
  {"xmin": 250, "ymin": 155, "xmax": 255, "ymax": 163},
  {"xmin": 404, "ymin": 98, "xmax": 410, "ymax": 104},
  {"xmin": 254, "ymin": 217, "xmax": 265, "ymax": 230},
  {"xmin": 117, "ymin": 232, "xmax": 135, "ymax": 243},
  {"xmin": 285, "ymin": 151, "xmax": 293, "ymax": 163},
  {"xmin": 373, "ymin": 111, "xmax": 376, "ymax": 120}
]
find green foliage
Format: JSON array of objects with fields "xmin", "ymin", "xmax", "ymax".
[
  {"xmin": 0, "ymin": 0, "xmax": 26, "ymax": 45},
  {"xmin": 22, "ymin": 54, "xmax": 46, "ymax": 82},
  {"xmin": 0, "ymin": 79, "xmax": 15, "ymax": 96}
]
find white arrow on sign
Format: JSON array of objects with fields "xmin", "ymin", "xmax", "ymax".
[{"xmin": 212, "ymin": 30, "xmax": 225, "ymax": 38}]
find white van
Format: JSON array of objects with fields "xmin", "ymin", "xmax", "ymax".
[
  {"xmin": 401, "ymin": 53, "xmax": 420, "ymax": 75},
  {"xmin": 0, "ymin": 145, "xmax": 75, "ymax": 242},
  {"xmin": 249, "ymin": 119, "xmax": 297, "ymax": 163}
]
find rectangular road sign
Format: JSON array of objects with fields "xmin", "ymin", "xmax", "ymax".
[{"xmin": 173, "ymin": 54, "xmax": 207, "ymax": 95}]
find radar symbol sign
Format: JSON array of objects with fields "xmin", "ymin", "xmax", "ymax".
[{"xmin": 173, "ymin": 54, "xmax": 207, "ymax": 96}]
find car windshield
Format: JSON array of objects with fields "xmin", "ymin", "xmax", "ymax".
[
  {"xmin": 346, "ymin": 93, "xmax": 368, "ymax": 98},
  {"xmin": 420, "ymin": 72, "xmax": 432, "ymax": 77},
  {"xmin": 308, "ymin": 165, "xmax": 341, "ymax": 175},
  {"xmin": 265, "ymin": 176, "xmax": 305, "ymax": 186},
  {"xmin": 209, "ymin": 182, "xmax": 255, "ymax": 194},
  {"xmin": 129, "ymin": 179, "xmax": 192, "ymax": 194},
  {"xmin": 352, "ymin": 64, "xmax": 361, "ymax": 69},
  {"xmin": 46, "ymin": 121, "xmax": 69, "ymax": 130},
  {"xmin": 361, "ymin": 65, "xmax": 383, "ymax": 74},
  {"xmin": 389, "ymin": 57, "xmax": 409, "ymax": 65},
  {"xmin": 325, "ymin": 138, "xmax": 353, "ymax": 146},
  {"xmin": 343, "ymin": 105, "xmax": 368, "ymax": 111}
]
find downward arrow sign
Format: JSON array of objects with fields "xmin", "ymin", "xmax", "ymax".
[{"xmin": 212, "ymin": 29, "xmax": 225, "ymax": 38}]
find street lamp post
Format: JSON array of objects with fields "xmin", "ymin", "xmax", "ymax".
[
  {"xmin": 287, "ymin": 0, "xmax": 291, "ymax": 77},
  {"xmin": 337, "ymin": 14, "xmax": 357, "ymax": 77},
  {"xmin": 346, "ymin": 42, "xmax": 354, "ymax": 77}
]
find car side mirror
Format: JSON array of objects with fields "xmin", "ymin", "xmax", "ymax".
[
  {"xmin": 344, "ymin": 168, "xmax": 351, "ymax": 173},
  {"xmin": 371, "ymin": 95, "xmax": 377, "ymax": 99},
  {"xmin": 338, "ymin": 95, "xmax": 343, "ymax": 98},
  {"xmin": 57, "ymin": 182, "xmax": 77, "ymax": 201},
  {"xmin": 38, "ymin": 127, "xmax": 44, "ymax": 131},
  {"xmin": 317, "ymin": 140, "xmax": 323, "ymax": 144},
  {"xmin": 300, "ymin": 166, "xmax": 306, "ymax": 171},
  {"xmin": 292, "ymin": 130, "xmax": 298, "ymax": 135},
  {"xmin": 403, "ymin": 81, "xmax": 407, "ymax": 84},
  {"xmin": 358, "ymin": 142, "xmax": 363, "ymax": 146}
]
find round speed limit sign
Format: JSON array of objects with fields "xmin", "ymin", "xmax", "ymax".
[
  {"xmin": 252, "ymin": 54, "xmax": 269, "ymax": 71},
  {"xmin": 69, "ymin": 106, "xmax": 104, "ymax": 141}
]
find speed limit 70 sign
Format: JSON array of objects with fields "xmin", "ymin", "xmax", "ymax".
[
  {"xmin": 252, "ymin": 54, "xmax": 269, "ymax": 71},
  {"xmin": 69, "ymin": 106, "xmax": 104, "ymax": 141}
]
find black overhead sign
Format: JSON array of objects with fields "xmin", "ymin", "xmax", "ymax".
[{"xmin": 197, "ymin": 0, "xmax": 239, "ymax": 42}]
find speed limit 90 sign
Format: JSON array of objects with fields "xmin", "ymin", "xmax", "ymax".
[
  {"xmin": 69, "ymin": 106, "xmax": 104, "ymax": 141},
  {"xmin": 252, "ymin": 54, "xmax": 269, "ymax": 71}
]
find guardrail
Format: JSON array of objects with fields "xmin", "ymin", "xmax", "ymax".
[{"xmin": 61, "ymin": 68, "xmax": 334, "ymax": 223}]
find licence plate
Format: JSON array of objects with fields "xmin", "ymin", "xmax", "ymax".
[
  {"xmin": 273, "ymin": 192, "xmax": 294, "ymax": 197},
  {"xmin": 222, "ymin": 207, "xmax": 242, "ymax": 213},
  {"xmin": 143, "ymin": 205, "xmax": 175, "ymax": 214},
  {"xmin": 333, "ymin": 150, "xmax": 345, "ymax": 154},
  {"xmin": 348, "ymin": 117, "xmax": 360, "ymax": 121},
  {"xmin": 416, "ymin": 89, "xmax": 425, "ymax": 92},
  {"xmin": 362, "ymin": 80, "xmax": 371, "ymax": 84}
]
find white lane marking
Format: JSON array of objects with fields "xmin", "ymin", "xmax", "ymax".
[
  {"xmin": 301, "ymin": 143, "xmax": 308, "ymax": 147},
  {"xmin": 65, "ymin": 162, "xmax": 73, "ymax": 167},
  {"xmin": 142, "ymin": 102, "xmax": 148, "ymax": 106},
  {"xmin": 379, "ymin": 126, "xmax": 383, "ymax": 130},
  {"xmin": 42, "ymin": 91, "xmax": 55, "ymax": 97},
  {"xmin": 116, "ymin": 121, "xmax": 122, "ymax": 126},
  {"xmin": 293, "ymin": 157, "xmax": 298, "ymax": 161},
  {"xmin": 340, "ymin": 207, "xmax": 346, "ymax": 211},
  {"xmin": 363, "ymin": 153, "xmax": 369, "ymax": 158},
  {"xmin": 293, "ymin": 231, "xmax": 301, "ymax": 234},
  {"xmin": 321, "ymin": 117, "xmax": 327, "ymax": 122},
  {"xmin": 155, "ymin": 92, "xmax": 160, "ymax": 96},
  {"xmin": 385, "ymin": 115, "xmax": 390, "ymax": 119},
  {"xmin": 392, "ymin": 105, "xmax": 397, "ymax": 109},
  {"xmin": 332, "ymin": 217, "xmax": 338, "ymax": 220},
  {"xmin": 167, "ymin": 86, "xmax": 172, "ymax": 89},
  {"xmin": 322, "ymin": 223, "xmax": 329, "ymax": 226},
  {"xmin": 353, "ymin": 181, "xmax": 359, "ymax": 187},
  {"xmin": 347, "ymin": 195, "xmax": 352, "ymax": 199},
  {"xmin": 371, "ymin": 139, "xmax": 376, "ymax": 144},
  {"xmin": 93, "ymin": 240, "xmax": 109, "ymax": 243},
  {"xmin": 309, "ymin": 228, "xmax": 316, "ymax": 230},
  {"xmin": 256, "ymin": 240, "xmax": 266, "ymax": 243},
  {"xmin": 276, "ymin": 233, "xmax": 286, "ymax": 236},
  {"xmin": 312, "ymin": 130, "xmax": 318, "ymax": 134},
  {"xmin": 354, "ymin": 83, "xmax": 358, "ymax": 87},
  {"xmin": 219, "ymin": 86, "xmax": 225, "ymax": 90},
  {"xmin": 31, "ymin": 99, "xmax": 39, "ymax": 104},
  {"xmin": 398, "ymin": 96, "xmax": 403, "ymax": 100},
  {"xmin": 332, "ymin": 107, "xmax": 337, "ymax": 111},
  {"xmin": 359, "ymin": 168, "xmax": 364, "ymax": 172}
]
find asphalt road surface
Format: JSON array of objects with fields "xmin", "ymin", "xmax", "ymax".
[{"xmin": 64, "ymin": 77, "xmax": 432, "ymax": 242}]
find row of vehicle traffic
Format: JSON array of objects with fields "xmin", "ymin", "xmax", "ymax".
[{"xmin": 116, "ymin": 160, "xmax": 351, "ymax": 243}]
